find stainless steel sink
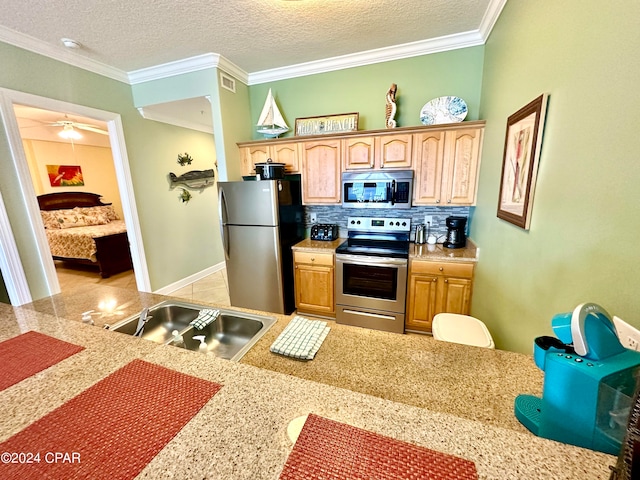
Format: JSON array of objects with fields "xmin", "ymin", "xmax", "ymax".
[
  {"xmin": 182, "ymin": 313, "xmax": 267, "ymax": 360},
  {"xmin": 106, "ymin": 300, "xmax": 276, "ymax": 361},
  {"xmin": 107, "ymin": 301, "xmax": 199, "ymax": 343}
]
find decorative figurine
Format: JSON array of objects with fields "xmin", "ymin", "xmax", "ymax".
[
  {"xmin": 385, "ymin": 83, "xmax": 398, "ymax": 129},
  {"xmin": 179, "ymin": 188, "xmax": 192, "ymax": 203},
  {"xmin": 177, "ymin": 152, "xmax": 193, "ymax": 166},
  {"xmin": 169, "ymin": 169, "xmax": 215, "ymax": 189}
]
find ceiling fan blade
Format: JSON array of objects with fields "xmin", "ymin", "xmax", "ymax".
[{"xmin": 74, "ymin": 124, "xmax": 109, "ymax": 135}]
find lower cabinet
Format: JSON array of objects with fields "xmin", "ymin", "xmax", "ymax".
[
  {"xmin": 293, "ymin": 251, "xmax": 335, "ymax": 317},
  {"xmin": 405, "ymin": 259, "xmax": 474, "ymax": 333}
]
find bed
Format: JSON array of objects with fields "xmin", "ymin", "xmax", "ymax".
[{"xmin": 38, "ymin": 192, "xmax": 133, "ymax": 278}]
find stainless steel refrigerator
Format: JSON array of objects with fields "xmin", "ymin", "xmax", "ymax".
[{"xmin": 218, "ymin": 178, "xmax": 304, "ymax": 314}]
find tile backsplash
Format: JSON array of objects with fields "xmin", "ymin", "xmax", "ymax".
[{"xmin": 303, "ymin": 205, "xmax": 473, "ymax": 242}]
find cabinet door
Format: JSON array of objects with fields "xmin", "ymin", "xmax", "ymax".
[
  {"xmin": 239, "ymin": 145, "xmax": 270, "ymax": 176},
  {"xmin": 301, "ymin": 140, "xmax": 342, "ymax": 204},
  {"xmin": 272, "ymin": 142, "xmax": 300, "ymax": 173},
  {"xmin": 442, "ymin": 127, "xmax": 483, "ymax": 205},
  {"xmin": 376, "ymin": 134, "xmax": 413, "ymax": 169},
  {"xmin": 294, "ymin": 264, "xmax": 335, "ymax": 315},
  {"xmin": 405, "ymin": 273, "xmax": 439, "ymax": 332},
  {"xmin": 412, "ymin": 130, "xmax": 446, "ymax": 205},
  {"xmin": 343, "ymin": 137, "xmax": 375, "ymax": 170},
  {"xmin": 439, "ymin": 276, "xmax": 473, "ymax": 315}
]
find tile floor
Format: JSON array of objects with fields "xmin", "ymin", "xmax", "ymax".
[{"xmin": 55, "ymin": 261, "xmax": 230, "ymax": 305}]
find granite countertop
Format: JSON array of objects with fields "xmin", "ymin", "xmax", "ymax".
[
  {"xmin": 291, "ymin": 237, "xmax": 344, "ymax": 252},
  {"xmin": 1, "ymin": 287, "xmax": 616, "ymax": 479},
  {"xmin": 292, "ymin": 237, "xmax": 479, "ymax": 263},
  {"xmin": 410, "ymin": 239, "xmax": 478, "ymax": 262}
]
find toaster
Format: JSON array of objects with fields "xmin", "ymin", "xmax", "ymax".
[{"xmin": 310, "ymin": 224, "xmax": 338, "ymax": 241}]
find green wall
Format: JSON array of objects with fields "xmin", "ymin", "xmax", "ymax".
[
  {"xmin": 471, "ymin": 0, "xmax": 640, "ymax": 352},
  {"xmin": 0, "ymin": 42, "xmax": 223, "ymax": 297},
  {"xmin": 248, "ymin": 47, "xmax": 485, "ymax": 138}
]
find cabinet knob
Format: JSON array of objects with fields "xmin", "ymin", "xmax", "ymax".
[
  {"xmin": 439, "ymin": 267, "xmax": 443, "ymax": 271},
  {"xmin": 447, "ymin": 199, "xmax": 451, "ymax": 204},
  {"xmin": 310, "ymin": 257, "xmax": 315, "ymax": 262},
  {"xmin": 444, "ymin": 279, "xmax": 448, "ymax": 283},
  {"xmin": 436, "ymin": 199, "xmax": 440, "ymax": 204},
  {"xmin": 433, "ymin": 278, "xmax": 437, "ymax": 282}
]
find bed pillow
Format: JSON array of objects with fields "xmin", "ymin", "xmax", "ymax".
[
  {"xmin": 77, "ymin": 205, "xmax": 119, "ymax": 221},
  {"xmin": 56, "ymin": 213, "xmax": 88, "ymax": 228},
  {"xmin": 81, "ymin": 211, "xmax": 110, "ymax": 226},
  {"xmin": 40, "ymin": 210, "xmax": 60, "ymax": 229}
]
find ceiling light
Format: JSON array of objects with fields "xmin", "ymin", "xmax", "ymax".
[
  {"xmin": 61, "ymin": 38, "xmax": 82, "ymax": 49},
  {"xmin": 58, "ymin": 125, "xmax": 82, "ymax": 140}
]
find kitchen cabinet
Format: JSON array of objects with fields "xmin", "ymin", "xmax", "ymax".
[
  {"xmin": 237, "ymin": 121, "xmax": 484, "ymax": 205},
  {"xmin": 301, "ymin": 139, "xmax": 341, "ymax": 204},
  {"xmin": 413, "ymin": 125, "xmax": 483, "ymax": 206},
  {"xmin": 405, "ymin": 259, "xmax": 474, "ymax": 333},
  {"xmin": 238, "ymin": 142, "xmax": 300, "ymax": 177},
  {"xmin": 293, "ymin": 251, "xmax": 335, "ymax": 317},
  {"xmin": 342, "ymin": 133, "xmax": 413, "ymax": 170}
]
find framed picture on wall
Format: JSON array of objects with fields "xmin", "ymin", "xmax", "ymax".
[
  {"xmin": 497, "ymin": 94, "xmax": 548, "ymax": 230},
  {"xmin": 46, "ymin": 165, "xmax": 84, "ymax": 187}
]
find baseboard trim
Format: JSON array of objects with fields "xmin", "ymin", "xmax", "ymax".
[{"xmin": 153, "ymin": 262, "xmax": 226, "ymax": 296}]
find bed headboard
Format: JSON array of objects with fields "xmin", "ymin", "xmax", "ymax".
[{"xmin": 37, "ymin": 192, "xmax": 111, "ymax": 211}]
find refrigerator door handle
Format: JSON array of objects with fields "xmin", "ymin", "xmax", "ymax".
[{"xmin": 218, "ymin": 188, "xmax": 230, "ymax": 259}]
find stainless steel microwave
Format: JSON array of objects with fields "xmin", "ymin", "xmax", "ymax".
[{"xmin": 341, "ymin": 170, "xmax": 413, "ymax": 209}]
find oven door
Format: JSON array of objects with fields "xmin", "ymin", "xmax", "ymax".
[{"xmin": 335, "ymin": 254, "xmax": 407, "ymax": 313}]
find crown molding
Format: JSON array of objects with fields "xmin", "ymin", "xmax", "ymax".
[
  {"xmin": 247, "ymin": 30, "xmax": 485, "ymax": 85},
  {"xmin": 0, "ymin": 25, "xmax": 129, "ymax": 83},
  {"xmin": 128, "ymin": 53, "xmax": 219, "ymax": 84},
  {"xmin": 136, "ymin": 106, "xmax": 213, "ymax": 134},
  {"xmin": 128, "ymin": 52, "xmax": 248, "ymax": 86},
  {"xmin": 478, "ymin": 0, "xmax": 508, "ymax": 40}
]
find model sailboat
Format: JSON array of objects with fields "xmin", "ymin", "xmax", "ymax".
[{"xmin": 256, "ymin": 89, "xmax": 289, "ymax": 138}]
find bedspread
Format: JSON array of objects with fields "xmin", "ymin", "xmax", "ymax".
[{"xmin": 46, "ymin": 220, "xmax": 128, "ymax": 262}]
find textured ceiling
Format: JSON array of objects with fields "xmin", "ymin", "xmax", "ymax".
[{"xmin": 0, "ymin": 0, "xmax": 497, "ymax": 75}]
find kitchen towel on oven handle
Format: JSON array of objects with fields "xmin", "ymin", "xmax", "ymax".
[{"xmin": 270, "ymin": 315, "xmax": 330, "ymax": 360}]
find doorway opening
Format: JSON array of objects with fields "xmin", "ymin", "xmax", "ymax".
[
  {"xmin": 0, "ymin": 88, "xmax": 150, "ymax": 304},
  {"xmin": 15, "ymin": 104, "xmax": 137, "ymax": 294}
]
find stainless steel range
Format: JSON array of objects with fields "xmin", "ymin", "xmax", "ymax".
[{"xmin": 335, "ymin": 216, "xmax": 410, "ymax": 334}]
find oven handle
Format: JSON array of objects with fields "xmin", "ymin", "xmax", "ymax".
[{"xmin": 336, "ymin": 254, "xmax": 407, "ymax": 267}]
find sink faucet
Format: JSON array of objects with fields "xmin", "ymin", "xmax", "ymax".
[{"xmin": 133, "ymin": 308, "xmax": 152, "ymax": 337}]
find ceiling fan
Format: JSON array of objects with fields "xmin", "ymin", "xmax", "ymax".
[{"xmin": 48, "ymin": 119, "xmax": 108, "ymax": 139}]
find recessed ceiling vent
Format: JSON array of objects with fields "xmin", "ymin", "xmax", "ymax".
[{"xmin": 220, "ymin": 72, "xmax": 236, "ymax": 93}]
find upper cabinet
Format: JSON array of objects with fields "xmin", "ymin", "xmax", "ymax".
[
  {"xmin": 301, "ymin": 139, "xmax": 342, "ymax": 204},
  {"xmin": 238, "ymin": 141, "xmax": 300, "ymax": 177},
  {"xmin": 413, "ymin": 124, "xmax": 483, "ymax": 206},
  {"xmin": 238, "ymin": 121, "xmax": 484, "ymax": 206},
  {"xmin": 343, "ymin": 134, "xmax": 413, "ymax": 170}
]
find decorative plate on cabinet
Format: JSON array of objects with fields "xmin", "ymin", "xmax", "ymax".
[{"xmin": 420, "ymin": 96, "xmax": 468, "ymax": 125}]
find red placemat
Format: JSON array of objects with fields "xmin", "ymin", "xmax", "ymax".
[
  {"xmin": 0, "ymin": 331, "xmax": 85, "ymax": 392},
  {"xmin": 0, "ymin": 359, "xmax": 222, "ymax": 479},
  {"xmin": 279, "ymin": 414, "xmax": 478, "ymax": 480}
]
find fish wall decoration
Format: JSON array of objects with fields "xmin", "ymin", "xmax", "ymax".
[{"xmin": 168, "ymin": 169, "xmax": 215, "ymax": 190}]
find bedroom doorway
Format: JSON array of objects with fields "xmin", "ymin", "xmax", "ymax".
[
  {"xmin": 0, "ymin": 87, "xmax": 150, "ymax": 304},
  {"xmin": 14, "ymin": 104, "xmax": 137, "ymax": 293}
]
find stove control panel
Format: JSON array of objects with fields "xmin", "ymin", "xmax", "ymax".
[{"xmin": 347, "ymin": 216, "xmax": 410, "ymax": 232}]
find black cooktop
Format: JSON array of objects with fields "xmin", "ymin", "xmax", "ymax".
[{"xmin": 335, "ymin": 238, "xmax": 409, "ymax": 259}]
